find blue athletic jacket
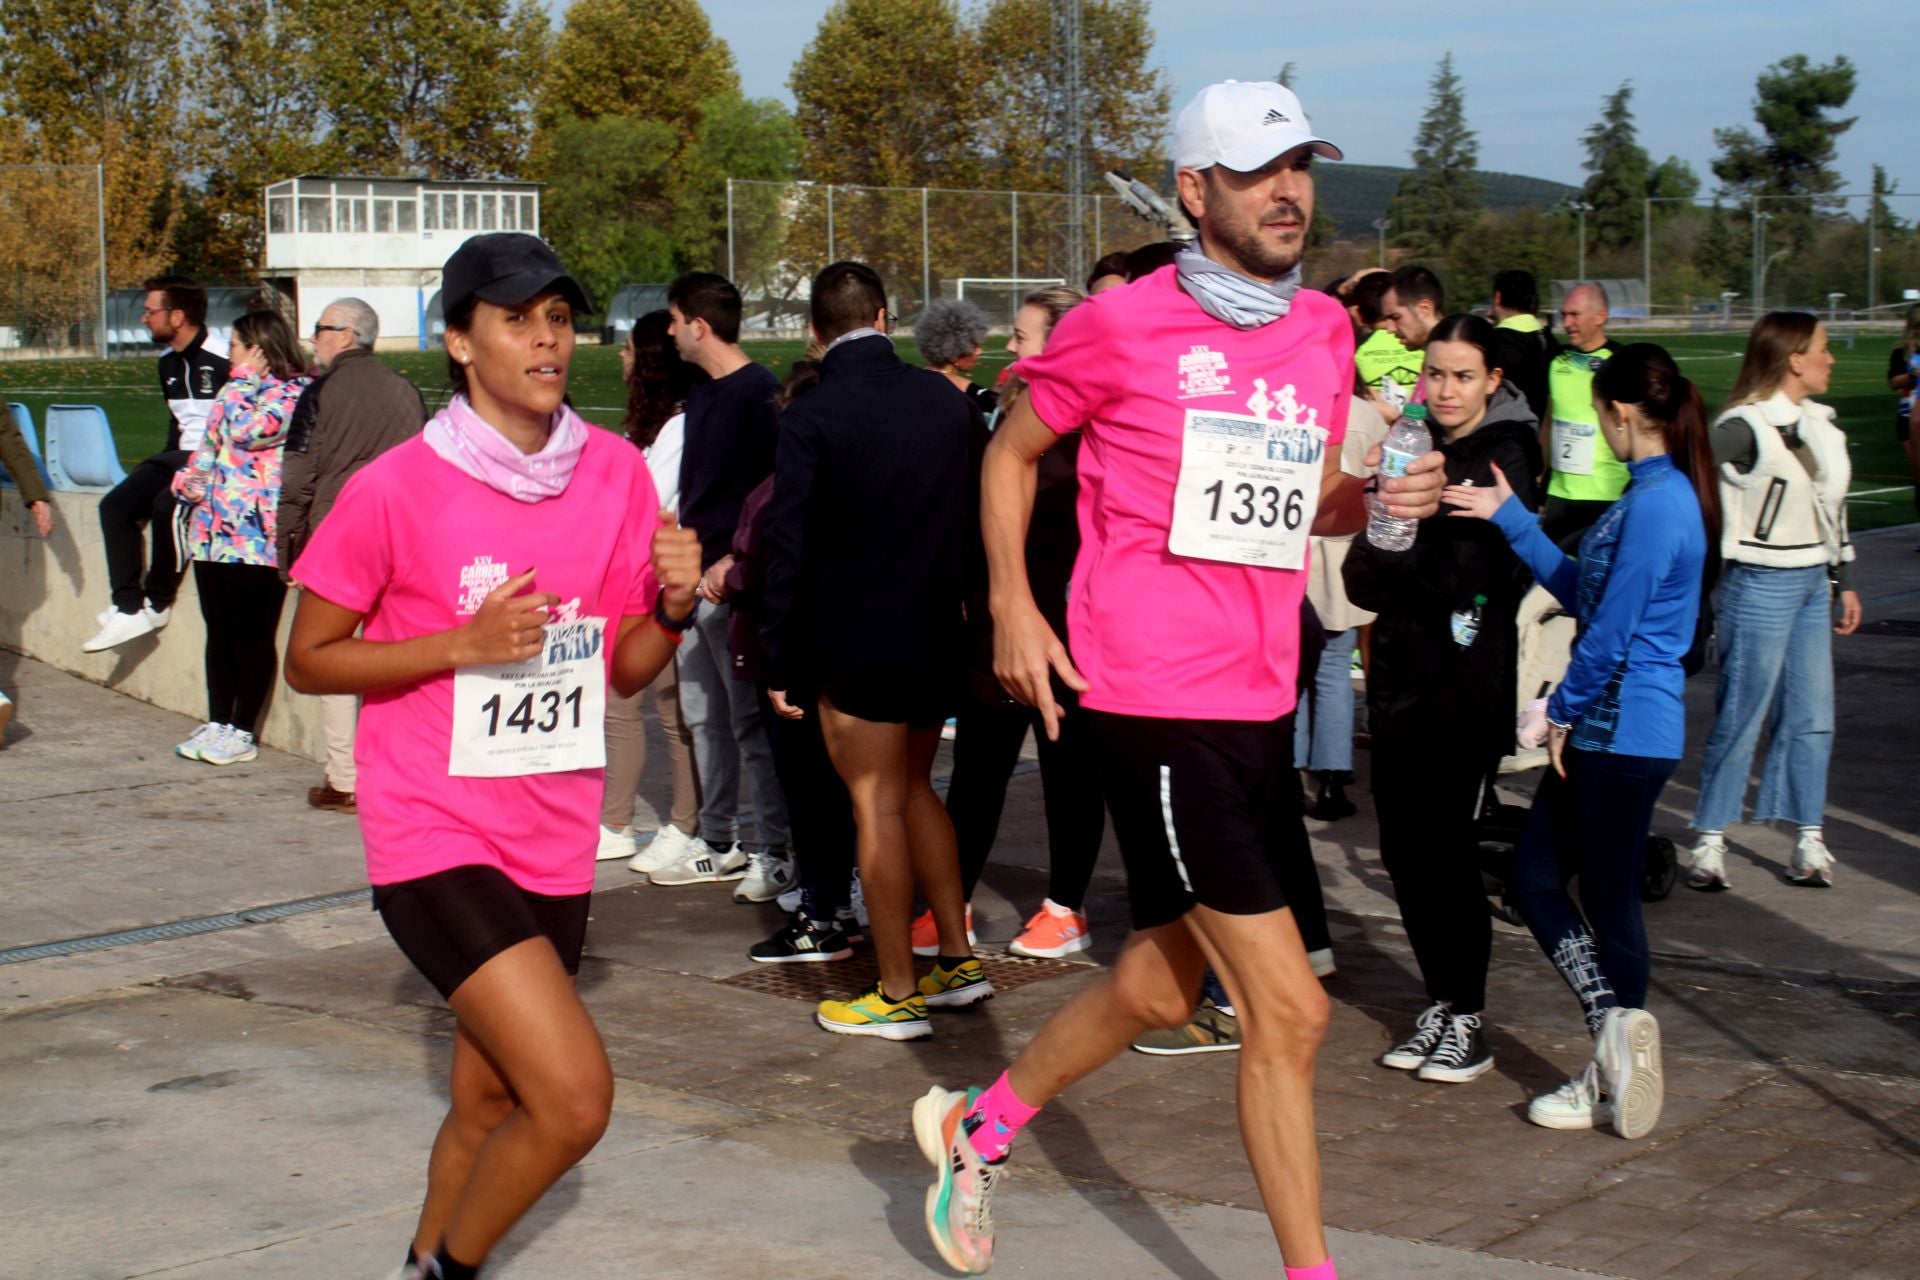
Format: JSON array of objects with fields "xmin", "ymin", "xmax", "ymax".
[{"xmin": 1491, "ymin": 454, "xmax": 1705, "ymax": 758}]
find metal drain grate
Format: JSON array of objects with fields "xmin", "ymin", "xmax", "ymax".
[
  {"xmin": 717, "ymin": 949, "xmax": 1090, "ymax": 1003},
  {"xmin": 0, "ymin": 888, "xmax": 372, "ymax": 966}
]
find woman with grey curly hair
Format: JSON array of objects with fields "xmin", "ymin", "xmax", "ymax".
[{"xmin": 917, "ymin": 299, "xmax": 998, "ymax": 413}]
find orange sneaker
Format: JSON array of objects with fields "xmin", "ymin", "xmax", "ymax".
[
  {"xmin": 911, "ymin": 905, "xmax": 975, "ymax": 957},
  {"xmin": 1008, "ymin": 899, "xmax": 1091, "ymax": 958}
]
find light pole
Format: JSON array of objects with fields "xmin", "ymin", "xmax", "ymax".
[
  {"xmin": 1750, "ymin": 207, "xmax": 1773, "ymax": 316},
  {"xmin": 1566, "ymin": 201, "xmax": 1594, "ymax": 281},
  {"xmin": 1372, "ymin": 218, "xmax": 1391, "ymax": 269}
]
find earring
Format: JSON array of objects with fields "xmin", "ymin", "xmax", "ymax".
[{"xmin": 462, "ymin": 356, "xmax": 471, "ymax": 365}]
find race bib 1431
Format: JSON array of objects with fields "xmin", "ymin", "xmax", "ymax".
[{"xmin": 449, "ymin": 617, "xmax": 608, "ymax": 778}]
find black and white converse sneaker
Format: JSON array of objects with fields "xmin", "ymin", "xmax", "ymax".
[
  {"xmin": 749, "ymin": 911, "xmax": 854, "ymax": 964},
  {"xmin": 1416, "ymin": 1011, "xmax": 1494, "ymax": 1083},
  {"xmin": 1380, "ymin": 1002, "xmax": 1450, "ymax": 1070}
]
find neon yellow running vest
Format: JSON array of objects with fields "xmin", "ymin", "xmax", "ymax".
[
  {"xmin": 1546, "ymin": 342, "xmax": 1627, "ymax": 502},
  {"xmin": 1355, "ymin": 329, "xmax": 1423, "ymax": 410}
]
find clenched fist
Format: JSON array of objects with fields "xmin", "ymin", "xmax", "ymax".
[{"xmin": 652, "ymin": 510, "xmax": 702, "ymax": 622}]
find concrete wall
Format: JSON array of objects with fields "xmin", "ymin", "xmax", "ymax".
[{"xmin": 0, "ymin": 490, "xmax": 326, "ymax": 762}]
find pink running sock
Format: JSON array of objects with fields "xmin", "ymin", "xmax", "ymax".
[
  {"xmin": 964, "ymin": 1072, "xmax": 1040, "ymax": 1162},
  {"xmin": 1285, "ymin": 1260, "xmax": 1338, "ymax": 1280}
]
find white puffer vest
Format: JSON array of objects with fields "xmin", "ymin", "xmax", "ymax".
[{"xmin": 1717, "ymin": 392, "xmax": 1852, "ymax": 570}]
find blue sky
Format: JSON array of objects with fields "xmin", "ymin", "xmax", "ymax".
[{"xmin": 616, "ymin": 0, "xmax": 1904, "ymax": 207}]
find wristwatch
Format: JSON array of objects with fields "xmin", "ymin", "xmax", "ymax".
[{"xmin": 653, "ymin": 588, "xmax": 697, "ymax": 633}]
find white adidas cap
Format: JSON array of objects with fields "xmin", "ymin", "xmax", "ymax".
[{"xmin": 1172, "ymin": 80, "xmax": 1344, "ymax": 173}]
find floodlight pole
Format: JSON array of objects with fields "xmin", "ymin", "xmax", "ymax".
[
  {"xmin": 96, "ymin": 164, "xmax": 108, "ymax": 359},
  {"xmin": 1866, "ymin": 209, "xmax": 1877, "ymax": 313},
  {"xmin": 726, "ymin": 178, "xmax": 735, "ymax": 283},
  {"xmin": 1565, "ymin": 200, "xmax": 1593, "ymax": 281},
  {"xmin": 1372, "ymin": 218, "xmax": 1390, "ymax": 268},
  {"xmin": 921, "ymin": 187, "xmax": 931, "ymax": 313},
  {"xmin": 1642, "ymin": 198, "xmax": 1652, "ymax": 319}
]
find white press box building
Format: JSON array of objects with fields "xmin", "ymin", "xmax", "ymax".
[{"xmin": 262, "ymin": 175, "xmax": 544, "ymax": 347}]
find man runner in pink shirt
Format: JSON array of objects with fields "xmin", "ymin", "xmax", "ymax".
[{"xmin": 911, "ymin": 80, "xmax": 1445, "ymax": 1278}]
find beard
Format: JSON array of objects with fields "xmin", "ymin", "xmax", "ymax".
[{"xmin": 1204, "ymin": 200, "xmax": 1307, "ymax": 280}]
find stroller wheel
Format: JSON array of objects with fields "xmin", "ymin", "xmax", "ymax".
[{"xmin": 1642, "ymin": 836, "xmax": 1679, "ymax": 902}]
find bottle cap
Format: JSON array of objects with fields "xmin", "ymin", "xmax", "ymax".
[{"xmin": 1401, "ymin": 403, "xmax": 1428, "ymax": 420}]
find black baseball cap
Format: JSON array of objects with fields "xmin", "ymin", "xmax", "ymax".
[{"xmin": 441, "ymin": 232, "xmax": 594, "ymax": 318}]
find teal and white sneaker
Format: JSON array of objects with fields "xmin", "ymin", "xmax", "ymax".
[
  {"xmin": 913, "ymin": 1085, "xmax": 1000, "ymax": 1275},
  {"xmin": 199, "ymin": 726, "xmax": 258, "ymax": 766},
  {"xmin": 176, "ymin": 721, "xmax": 223, "ymax": 761}
]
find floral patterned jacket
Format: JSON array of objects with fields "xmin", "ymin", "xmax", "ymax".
[{"xmin": 170, "ymin": 366, "xmax": 311, "ymax": 567}]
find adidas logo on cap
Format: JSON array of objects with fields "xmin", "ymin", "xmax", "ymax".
[{"xmin": 1262, "ymin": 107, "xmax": 1292, "ymax": 125}]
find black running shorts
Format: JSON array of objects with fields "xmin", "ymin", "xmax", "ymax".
[
  {"xmin": 372, "ymin": 864, "xmax": 591, "ymax": 1000},
  {"xmin": 1088, "ymin": 709, "xmax": 1304, "ymax": 931},
  {"xmin": 819, "ymin": 663, "xmax": 959, "ymax": 728}
]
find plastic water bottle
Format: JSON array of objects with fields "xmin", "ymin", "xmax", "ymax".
[
  {"xmin": 1451, "ymin": 593, "xmax": 1487, "ymax": 648},
  {"xmin": 1365, "ymin": 403, "xmax": 1431, "ymax": 551},
  {"xmin": 181, "ymin": 460, "xmax": 211, "ymax": 503}
]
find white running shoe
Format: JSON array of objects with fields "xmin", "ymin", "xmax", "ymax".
[
  {"xmin": 1788, "ymin": 833, "xmax": 1835, "ymax": 887},
  {"xmin": 734, "ymin": 849, "xmax": 797, "ymax": 903},
  {"xmin": 1528, "ymin": 1061, "xmax": 1603, "ymax": 1130},
  {"xmin": 775, "ymin": 885, "xmax": 804, "ymax": 913},
  {"xmin": 1596, "ymin": 1008, "xmax": 1663, "ymax": 1140},
  {"xmin": 1686, "ymin": 835, "xmax": 1730, "ymax": 891},
  {"xmin": 200, "ymin": 726, "xmax": 258, "ymax": 765},
  {"xmin": 82, "ymin": 608, "xmax": 156, "ymax": 653},
  {"xmin": 649, "ymin": 840, "xmax": 748, "ymax": 885},
  {"xmin": 176, "ymin": 721, "xmax": 223, "ymax": 761},
  {"xmin": 627, "ymin": 824, "xmax": 699, "ymax": 875},
  {"xmin": 143, "ymin": 598, "xmax": 172, "ymax": 631},
  {"xmin": 596, "ymin": 824, "xmax": 636, "ymax": 862}
]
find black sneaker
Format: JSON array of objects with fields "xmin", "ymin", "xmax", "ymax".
[
  {"xmin": 1380, "ymin": 1001, "xmax": 1449, "ymax": 1070},
  {"xmin": 1416, "ymin": 1011, "xmax": 1494, "ymax": 1083},
  {"xmin": 750, "ymin": 911, "xmax": 854, "ymax": 964}
]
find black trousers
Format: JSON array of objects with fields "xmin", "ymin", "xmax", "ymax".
[
  {"xmin": 759, "ymin": 686, "xmax": 856, "ymax": 920},
  {"xmin": 945, "ymin": 685, "xmax": 1106, "ymax": 911},
  {"xmin": 99, "ymin": 452, "xmax": 191, "ymax": 613},
  {"xmin": 193, "ymin": 561, "xmax": 287, "ymax": 734},
  {"xmin": 1372, "ymin": 729, "xmax": 1494, "ymax": 1015}
]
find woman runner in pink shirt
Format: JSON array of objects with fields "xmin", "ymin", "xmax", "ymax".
[{"xmin": 284, "ymin": 234, "xmax": 701, "ymax": 1280}]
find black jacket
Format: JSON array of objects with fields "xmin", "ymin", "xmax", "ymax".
[
  {"xmin": 1343, "ymin": 384, "xmax": 1543, "ymax": 755},
  {"xmin": 1490, "ymin": 321, "xmax": 1557, "ymax": 427},
  {"xmin": 759, "ymin": 335, "xmax": 971, "ymax": 691},
  {"xmin": 156, "ymin": 326, "xmax": 232, "ymax": 456},
  {"xmin": 680, "ymin": 360, "xmax": 780, "ymax": 568}
]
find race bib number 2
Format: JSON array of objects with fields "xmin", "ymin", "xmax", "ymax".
[
  {"xmin": 449, "ymin": 617, "xmax": 608, "ymax": 778},
  {"xmin": 1552, "ymin": 419, "xmax": 1598, "ymax": 476},
  {"xmin": 1168, "ymin": 409, "xmax": 1326, "ymax": 570}
]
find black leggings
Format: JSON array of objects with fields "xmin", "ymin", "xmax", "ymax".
[
  {"xmin": 945, "ymin": 687, "xmax": 1106, "ymax": 911},
  {"xmin": 1510, "ymin": 748, "xmax": 1676, "ymax": 1034},
  {"xmin": 193, "ymin": 560, "xmax": 287, "ymax": 733},
  {"xmin": 1373, "ymin": 732, "xmax": 1494, "ymax": 1015},
  {"xmin": 99, "ymin": 452, "xmax": 190, "ymax": 613}
]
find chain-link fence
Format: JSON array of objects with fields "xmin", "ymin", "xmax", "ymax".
[
  {"xmin": 0, "ymin": 164, "xmax": 106, "ymax": 359},
  {"xmin": 726, "ymin": 179, "xmax": 1172, "ymax": 333}
]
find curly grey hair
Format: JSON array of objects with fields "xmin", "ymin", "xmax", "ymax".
[{"xmin": 916, "ymin": 299, "xmax": 991, "ymax": 368}]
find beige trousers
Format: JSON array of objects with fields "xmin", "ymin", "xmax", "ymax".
[{"xmin": 602, "ymin": 656, "xmax": 701, "ymax": 833}]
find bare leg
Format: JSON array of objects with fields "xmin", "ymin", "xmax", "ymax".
[
  {"xmin": 410, "ymin": 1023, "xmax": 518, "ymax": 1260},
  {"xmin": 1185, "ymin": 904, "xmax": 1332, "ymax": 1268},
  {"xmin": 904, "ymin": 725, "xmax": 973, "ymax": 958},
  {"xmin": 425, "ymin": 938, "xmax": 614, "ymax": 1265},
  {"xmin": 1006, "ymin": 922, "xmax": 1210, "ymax": 1103},
  {"xmin": 820, "ymin": 700, "xmax": 919, "ymax": 1000}
]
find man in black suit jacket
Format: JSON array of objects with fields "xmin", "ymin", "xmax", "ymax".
[{"xmin": 760, "ymin": 261, "xmax": 988, "ymax": 1039}]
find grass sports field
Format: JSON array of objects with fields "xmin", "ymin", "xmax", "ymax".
[{"xmin": 4, "ymin": 332, "xmax": 1912, "ymax": 530}]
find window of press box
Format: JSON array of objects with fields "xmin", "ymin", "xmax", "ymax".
[
  {"xmin": 298, "ymin": 197, "xmax": 330, "ymax": 234},
  {"xmin": 268, "ymin": 197, "xmax": 291, "ymax": 235}
]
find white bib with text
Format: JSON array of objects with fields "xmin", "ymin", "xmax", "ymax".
[
  {"xmin": 449, "ymin": 617, "xmax": 608, "ymax": 778},
  {"xmin": 1551, "ymin": 418, "xmax": 1598, "ymax": 477},
  {"xmin": 1168, "ymin": 409, "xmax": 1326, "ymax": 570}
]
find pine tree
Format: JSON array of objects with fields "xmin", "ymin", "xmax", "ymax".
[
  {"xmin": 1580, "ymin": 82, "xmax": 1649, "ymax": 250},
  {"xmin": 1387, "ymin": 54, "xmax": 1482, "ymax": 258},
  {"xmin": 1711, "ymin": 54, "xmax": 1856, "ymax": 249}
]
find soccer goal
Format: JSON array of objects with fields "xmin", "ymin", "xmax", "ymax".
[{"xmin": 949, "ymin": 277, "xmax": 1067, "ymax": 326}]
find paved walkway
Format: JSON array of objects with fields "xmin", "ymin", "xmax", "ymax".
[{"xmin": 2, "ymin": 525, "xmax": 1916, "ymax": 1279}]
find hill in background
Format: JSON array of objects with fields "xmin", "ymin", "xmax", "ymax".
[{"xmin": 1316, "ymin": 164, "xmax": 1580, "ymax": 240}]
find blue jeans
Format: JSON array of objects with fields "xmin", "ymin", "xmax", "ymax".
[
  {"xmin": 1293, "ymin": 627, "xmax": 1357, "ymax": 773},
  {"xmin": 1693, "ymin": 564, "xmax": 1834, "ymax": 832}
]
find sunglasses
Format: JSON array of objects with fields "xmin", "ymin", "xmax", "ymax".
[{"xmin": 313, "ymin": 323, "xmax": 351, "ymax": 337}]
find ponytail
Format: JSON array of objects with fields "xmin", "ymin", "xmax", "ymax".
[{"xmin": 1594, "ymin": 342, "xmax": 1720, "ymax": 579}]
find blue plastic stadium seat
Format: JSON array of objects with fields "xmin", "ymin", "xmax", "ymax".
[
  {"xmin": 44, "ymin": 404, "xmax": 129, "ymax": 492},
  {"xmin": 2, "ymin": 402, "xmax": 55, "ymax": 490}
]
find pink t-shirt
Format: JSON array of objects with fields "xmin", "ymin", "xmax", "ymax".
[
  {"xmin": 1018, "ymin": 266, "xmax": 1353, "ymax": 721},
  {"xmin": 292, "ymin": 430, "xmax": 660, "ymax": 894}
]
